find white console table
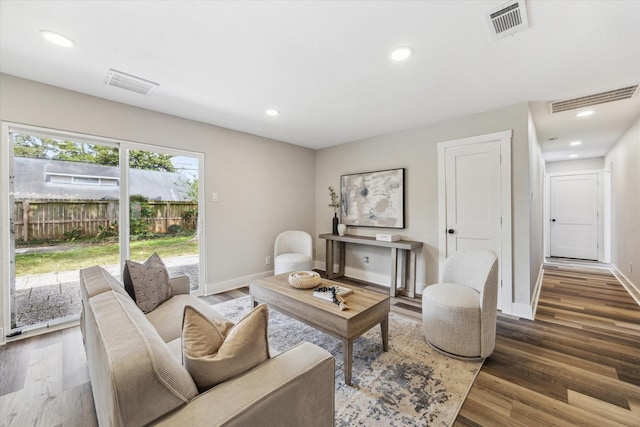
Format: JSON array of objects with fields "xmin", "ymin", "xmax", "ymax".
[{"xmin": 319, "ymin": 233, "xmax": 423, "ymax": 298}]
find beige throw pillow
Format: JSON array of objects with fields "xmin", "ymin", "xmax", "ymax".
[
  {"xmin": 182, "ymin": 304, "xmax": 270, "ymax": 391},
  {"xmin": 125, "ymin": 253, "xmax": 173, "ymax": 313}
]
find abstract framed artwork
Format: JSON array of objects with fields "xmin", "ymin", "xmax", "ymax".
[{"xmin": 340, "ymin": 168, "xmax": 405, "ymax": 229}]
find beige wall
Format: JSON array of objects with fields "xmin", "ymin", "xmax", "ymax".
[
  {"xmin": 315, "ymin": 102, "xmax": 537, "ymax": 312},
  {"xmin": 545, "ymin": 157, "xmax": 604, "ymax": 174},
  {"xmin": 1, "ymin": 73, "xmax": 547, "ymax": 325},
  {"xmin": 528, "ymin": 110, "xmax": 545, "ymax": 301},
  {"xmin": 605, "ymin": 116, "xmax": 640, "ymax": 287},
  {"xmin": 0, "ymin": 74, "xmax": 316, "ymax": 289}
]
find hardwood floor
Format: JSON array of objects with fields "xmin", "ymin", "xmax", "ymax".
[
  {"xmin": 0, "ymin": 327, "xmax": 97, "ymax": 427},
  {"xmin": 1, "ymin": 265, "xmax": 637, "ymax": 426},
  {"xmin": 455, "ymin": 264, "xmax": 640, "ymax": 426}
]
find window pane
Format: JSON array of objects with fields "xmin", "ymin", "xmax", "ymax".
[
  {"xmin": 10, "ymin": 134, "xmax": 120, "ymax": 331},
  {"xmin": 127, "ymin": 150, "xmax": 200, "ymax": 292}
]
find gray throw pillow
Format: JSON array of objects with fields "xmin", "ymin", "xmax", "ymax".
[
  {"xmin": 123, "ymin": 252, "xmax": 166, "ymax": 301},
  {"xmin": 125, "ymin": 253, "xmax": 173, "ymax": 313}
]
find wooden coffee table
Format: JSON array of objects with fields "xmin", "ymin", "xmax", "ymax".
[{"xmin": 250, "ymin": 274, "xmax": 390, "ymax": 386}]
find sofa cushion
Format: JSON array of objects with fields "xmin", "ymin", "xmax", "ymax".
[
  {"xmin": 88, "ymin": 291, "xmax": 198, "ymax": 426},
  {"xmin": 125, "ymin": 253, "xmax": 173, "ymax": 313},
  {"xmin": 166, "ymin": 337, "xmax": 182, "ymax": 362},
  {"xmin": 80, "ymin": 265, "xmax": 130, "ymax": 300},
  {"xmin": 182, "ymin": 304, "xmax": 270, "ymax": 391},
  {"xmin": 147, "ymin": 294, "xmax": 228, "ymax": 343}
]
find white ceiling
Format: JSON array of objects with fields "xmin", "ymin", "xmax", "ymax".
[{"xmin": 1, "ymin": 1, "xmax": 639, "ymax": 162}]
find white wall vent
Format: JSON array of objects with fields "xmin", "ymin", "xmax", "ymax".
[
  {"xmin": 486, "ymin": 0, "xmax": 529, "ymax": 40},
  {"xmin": 104, "ymin": 69, "xmax": 159, "ymax": 95},
  {"xmin": 549, "ymin": 85, "xmax": 639, "ymax": 113}
]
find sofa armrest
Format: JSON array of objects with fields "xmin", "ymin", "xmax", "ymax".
[
  {"xmin": 153, "ymin": 342, "xmax": 335, "ymax": 427},
  {"xmin": 170, "ymin": 275, "xmax": 190, "ymax": 295}
]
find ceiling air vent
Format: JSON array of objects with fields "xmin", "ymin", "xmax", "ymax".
[
  {"xmin": 549, "ymin": 85, "xmax": 639, "ymax": 114},
  {"xmin": 486, "ymin": 0, "xmax": 529, "ymax": 40},
  {"xmin": 104, "ymin": 69, "xmax": 159, "ymax": 95}
]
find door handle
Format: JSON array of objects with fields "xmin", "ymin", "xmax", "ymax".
[
  {"xmin": 551, "ymin": 219, "xmax": 556, "ymax": 222},
  {"xmin": 447, "ymin": 229, "xmax": 455, "ymax": 234}
]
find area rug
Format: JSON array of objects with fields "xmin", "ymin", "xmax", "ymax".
[{"xmin": 211, "ymin": 296, "xmax": 482, "ymax": 426}]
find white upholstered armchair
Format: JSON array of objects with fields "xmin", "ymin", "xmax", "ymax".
[
  {"xmin": 273, "ymin": 230, "xmax": 313, "ymax": 275},
  {"xmin": 422, "ymin": 248, "xmax": 499, "ymax": 359}
]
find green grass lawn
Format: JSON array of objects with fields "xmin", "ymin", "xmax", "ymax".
[{"xmin": 15, "ymin": 236, "xmax": 199, "ymax": 276}]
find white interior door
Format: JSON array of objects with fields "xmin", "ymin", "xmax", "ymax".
[
  {"xmin": 550, "ymin": 173, "xmax": 598, "ymax": 260},
  {"xmin": 445, "ymin": 141, "xmax": 501, "ymax": 255},
  {"xmin": 438, "ymin": 130, "xmax": 512, "ymax": 312}
]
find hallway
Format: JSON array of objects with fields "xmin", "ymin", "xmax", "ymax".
[{"xmin": 456, "ymin": 264, "xmax": 640, "ymax": 426}]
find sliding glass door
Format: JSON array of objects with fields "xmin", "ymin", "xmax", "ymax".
[
  {"xmin": 3, "ymin": 125, "xmax": 203, "ymax": 337},
  {"xmin": 126, "ymin": 149, "xmax": 201, "ymax": 293},
  {"xmin": 8, "ymin": 132, "xmax": 121, "ymax": 334}
]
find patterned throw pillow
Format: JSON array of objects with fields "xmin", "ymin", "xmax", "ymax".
[
  {"xmin": 182, "ymin": 304, "xmax": 270, "ymax": 391},
  {"xmin": 123, "ymin": 252, "xmax": 167, "ymax": 301},
  {"xmin": 125, "ymin": 253, "xmax": 173, "ymax": 313}
]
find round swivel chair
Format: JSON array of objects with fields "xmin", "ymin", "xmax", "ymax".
[{"xmin": 422, "ymin": 248, "xmax": 499, "ymax": 359}]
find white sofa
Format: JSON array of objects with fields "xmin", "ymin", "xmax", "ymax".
[{"xmin": 79, "ymin": 265, "xmax": 335, "ymax": 426}]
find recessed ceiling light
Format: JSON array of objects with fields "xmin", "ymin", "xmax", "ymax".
[
  {"xmin": 569, "ymin": 141, "xmax": 582, "ymax": 146},
  {"xmin": 576, "ymin": 110, "xmax": 594, "ymax": 118},
  {"xmin": 568, "ymin": 154, "xmax": 579, "ymax": 158},
  {"xmin": 40, "ymin": 30, "xmax": 75, "ymax": 47},
  {"xmin": 390, "ymin": 47, "xmax": 413, "ymax": 61},
  {"xmin": 265, "ymin": 109, "xmax": 280, "ymax": 116}
]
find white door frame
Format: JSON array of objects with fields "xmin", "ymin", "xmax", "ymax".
[
  {"xmin": 544, "ymin": 169, "xmax": 604, "ymax": 261},
  {"xmin": 604, "ymin": 163, "xmax": 611, "ymax": 264},
  {"xmin": 438, "ymin": 130, "xmax": 513, "ymax": 313}
]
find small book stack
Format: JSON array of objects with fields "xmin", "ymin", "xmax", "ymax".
[{"xmin": 313, "ymin": 285, "xmax": 353, "ymax": 301}]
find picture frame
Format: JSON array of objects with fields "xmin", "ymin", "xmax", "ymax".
[{"xmin": 340, "ymin": 168, "xmax": 405, "ymax": 229}]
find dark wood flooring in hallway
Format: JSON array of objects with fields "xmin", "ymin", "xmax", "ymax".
[{"xmin": 455, "ymin": 264, "xmax": 640, "ymax": 426}]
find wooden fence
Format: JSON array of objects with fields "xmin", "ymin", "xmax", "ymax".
[{"xmin": 14, "ymin": 200, "xmax": 198, "ymax": 242}]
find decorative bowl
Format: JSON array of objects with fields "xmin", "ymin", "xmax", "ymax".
[{"xmin": 288, "ymin": 271, "xmax": 321, "ymax": 289}]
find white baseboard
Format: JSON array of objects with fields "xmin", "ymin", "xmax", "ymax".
[
  {"xmin": 314, "ymin": 261, "xmax": 391, "ymax": 288},
  {"xmin": 610, "ymin": 264, "xmax": 640, "ymax": 306},
  {"xmin": 313, "ymin": 261, "xmax": 389, "ymax": 288},
  {"xmin": 508, "ymin": 264, "xmax": 543, "ymax": 321},
  {"xmin": 314, "ymin": 260, "xmax": 426, "ymax": 294},
  {"xmin": 530, "ymin": 264, "xmax": 545, "ymax": 319},
  {"xmin": 314, "ymin": 261, "xmax": 402, "ymax": 288},
  {"xmin": 510, "ymin": 302, "xmax": 534, "ymax": 320},
  {"xmin": 344, "ymin": 267, "xmax": 391, "ymax": 288},
  {"xmin": 204, "ymin": 270, "xmax": 274, "ymax": 296}
]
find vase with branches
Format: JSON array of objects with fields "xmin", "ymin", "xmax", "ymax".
[{"xmin": 328, "ymin": 186, "xmax": 342, "ymax": 235}]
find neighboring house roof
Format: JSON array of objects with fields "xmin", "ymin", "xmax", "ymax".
[{"xmin": 13, "ymin": 157, "xmax": 190, "ymax": 201}]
